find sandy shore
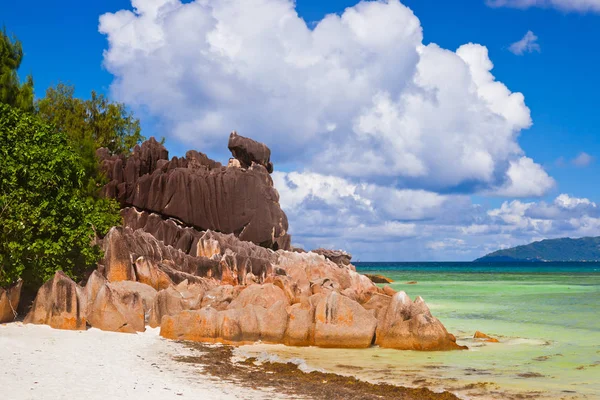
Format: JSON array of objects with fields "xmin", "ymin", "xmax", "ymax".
[{"xmin": 0, "ymin": 323, "xmax": 287, "ymax": 400}]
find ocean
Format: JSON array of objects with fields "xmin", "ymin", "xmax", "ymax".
[{"xmin": 236, "ymin": 262, "xmax": 600, "ymax": 399}]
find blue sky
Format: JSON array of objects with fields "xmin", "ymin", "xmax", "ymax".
[{"xmin": 3, "ymin": 0, "xmax": 600, "ymax": 260}]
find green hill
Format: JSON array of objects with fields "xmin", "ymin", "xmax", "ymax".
[{"xmin": 474, "ymin": 237, "xmax": 600, "ymax": 262}]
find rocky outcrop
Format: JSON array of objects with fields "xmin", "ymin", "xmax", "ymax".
[
  {"xmin": 375, "ymin": 292, "xmax": 467, "ymax": 351},
  {"xmin": 23, "ymin": 133, "xmax": 463, "ymax": 352},
  {"xmin": 228, "ymin": 131, "xmax": 273, "ymax": 173},
  {"xmin": 148, "ymin": 279, "xmax": 215, "ymax": 328},
  {"xmin": 24, "ymin": 272, "xmax": 87, "ymax": 330},
  {"xmin": 312, "ymin": 249, "xmax": 352, "ymax": 266},
  {"xmin": 98, "ymin": 135, "xmax": 290, "ymax": 250},
  {"xmin": 0, "ymin": 279, "xmax": 22, "ymax": 323},
  {"xmin": 87, "ymin": 281, "xmax": 156, "ymax": 333},
  {"xmin": 24, "ymin": 271, "xmax": 157, "ymax": 334},
  {"xmin": 364, "ymin": 274, "xmax": 394, "ymax": 284}
]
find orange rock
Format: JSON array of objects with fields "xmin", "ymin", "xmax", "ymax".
[
  {"xmin": 313, "ymin": 292, "xmax": 377, "ymax": 349},
  {"xmin": 134, "ymin": 256, "xmax": 173, "ymax": 291},
  {"xmin": 0, "ymin": 279, "xmax": 23, "ymax": 324},
  {"xmin": 382, "ymin": 285, "xmax": 396, "ymax": 297},
  {"xmin": 87, "ymin": 282, "xmax": 155, "ymax": 333},
  {"xmin": 103, "ymin": 227, "xmax": 136, "ymax": 282},
  {"xmin": 474, "ymin": 331, "xmax": 499, "ymax": 343},
  {"xmin": 376, "ymin": 292, "xmax": 466, "ymax": 351},
  {"xmin": 148, "ymin": 280, "xmax": 210, "ymax": 328},
  {"xmin": 24, "ymin": 272, "xmax": 86, "ymax": 330}
]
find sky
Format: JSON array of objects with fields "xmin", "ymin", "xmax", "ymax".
[{"xmin": 2, "ymin": 0, "xmax": 600, "ymax": 261}]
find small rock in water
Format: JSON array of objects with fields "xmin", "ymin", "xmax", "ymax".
[{"xmin": 474, "ymin": 331, "xmax": 499, "ymax": 343}]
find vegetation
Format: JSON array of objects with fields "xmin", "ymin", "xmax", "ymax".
[
  {"xmin": 0, "ymin": 29, "xmax": 34, "ymax": 112},
  {"xmin": 0, "ymin": 103, "xmax": 122, "ymax": 288},
  {"xmin": 37, "ymin": 83, "xmax": 144, "ymax": 193},
  {"xmin": 0, "ymin": 29, "xmax": 144, "ymax": 289},
  {"xmin": 474, "ymin": 237, "xmax": 600, "ymax": 262}
]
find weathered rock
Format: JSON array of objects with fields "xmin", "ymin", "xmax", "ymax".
[
  {"xmin": 160, "ymin": 300, "xmax": 288, "ymax": 344},
  {"xmin": 375, "ymin": 292, "xmax": 466, "ymax": 351},
  {"xmin": 99, "ymin": 137, "xmax": 290, "ymax": 250},
  {"xmin": 103, "ymin": 227, "xmax": 136, "ymax": 282},
  {"xmin": 364, "ymin": 274, "xmax": 394, "ymax": 284},
  {"xmin": 228, "ymin": 131, "xmax": 273, "ymax": 173},
  {"xmin": 0, "ymin": 280, "xmax": 23, "ymax": 323},
  {"xmin": 148, "ymin": 279, "xmax": 213, "ymax": 328},
  {"xmin": 200, "ymin": 285, "xmax": 240, "ymax": 311},
  {"xmin": 24, "ymin": 272, "xmax": 86, "ymax": 330},
  {"xmin": 134, "ymin": 256, "xmax": 174, "ymax": 291},
  {"xmin": 229, "ymin": 284, "xmax": 290, "ymax": 309},
  {"xmin": 101, "ymin": 227, "xmax": 220, "ymax": 282},
  {"xmin": 312, "ymin": 249, "xmax": 352, "ymax": 266},
  {"xmin": 314, "ymin": 292, "xmax": 377, "ymax": 348},
  {"xmin": 474, "ymin": 331, "xmax": 499, "ymax": 343},
  {"xmin": 87, "ymin": 282, "xmax": 155, "ymax": 333}
]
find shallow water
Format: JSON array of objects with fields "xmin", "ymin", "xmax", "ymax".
[{"xmin": 237, "ymin": 262, "xmax": 600, "ymax": 399}]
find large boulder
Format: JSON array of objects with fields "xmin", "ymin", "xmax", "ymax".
[
  {"xmin": 313, "ymin": 292, "xmax": 377, "ymax": 348},
  {"xmin": 24, "ymin": 272, "xmax": 86, "ymax": 330},
  {"xmin": 87, "ymin": 281, "xmax": 156, "ymax": 333},
  {"xmin": 102, "ymin": 227, "xmax": 136, "ymax": 282},
  {"xmin": 134, "ymin": 256, "xmax": 174, "ymax": 291},
  {"xmin": 148, "ymin": 279, "xmax": 213, "ymax": 328},
  {"xmin": 375, "ymin": 292, "xmax": 466, "ymax": 351},
  {"xmin": 160, "ymin": 299, "xmax": 288, "ymax": 344},
  {"xmin": 228, "ymin": 131, "xmax": 273, "ymax": 173},
  {"xmin": 312, "ymin": 249, "xmax": 352, "ymax": 266},
  {"xmin": 0, "ymin": 280, "xmax": 23, "ymax": 323}
]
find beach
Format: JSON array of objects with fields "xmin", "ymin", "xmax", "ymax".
[
  {"xmin": 2, "ymin": 262, "xmax": 598, "ymax": 400},
  {"xmin": 0, "ymin": 323, "xmax": 287, "ymax": 400}
]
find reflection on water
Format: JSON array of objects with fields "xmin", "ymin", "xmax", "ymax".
[{"xmin": 237, "ymin": 263, "xmax": 600, "ymax": 399}]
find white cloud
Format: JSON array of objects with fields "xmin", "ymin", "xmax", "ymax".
[
  {"xmin": 100, "ymin": 0, "xmax": 552, "ymax": 196},
  {"xmin": 487, "ymin": 0, "xmax": 600, "ymax": 13},
  {"xmin": 98, "ymin": 0, "xmax": 583, "ymax": 261},
  {"xmin": 509, "ymin": 31, "xmax": 541, "ymax": 55},
  {"xmin": 489, "ymin": 156, "xmax": 555, "ymax": 197},
  {"xmin": 572, "ymin": 152, "xmax": 594, "ymax": 167}
]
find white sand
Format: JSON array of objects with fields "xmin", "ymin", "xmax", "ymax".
[{"xmin": 0, "ymin": 323, "xmax": 288, "ymax": 400}]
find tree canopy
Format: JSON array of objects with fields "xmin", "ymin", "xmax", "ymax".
[
  {"xmin": 0, "ymin": 29, "xmax": 34, "ymax": 112},
  {"xmin": 36, "ymin": 83, "xmax": 145, "ymax": 193},
  {"xmin": 0, "ymin": 103, "xmax": 121, "ymax": 288}
]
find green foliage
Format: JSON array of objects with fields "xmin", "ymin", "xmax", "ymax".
[
  {"xmin": 0, "ymin": 103, "xmax": 122, "ymax": 288},
  {"xmin": 36, "ymin": 83, "xmax": 144, "ymax": 193},
  {"xmin": 0, "ymin": 29, "xmax": 34, "ymax": 112},
  {"xmin": 475, "ymin": 237, "xmax": 600, "ymax": 262}
]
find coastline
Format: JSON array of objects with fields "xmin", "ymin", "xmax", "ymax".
[
  {"xmin": 0, "ymin": 323, "xmax": 458, "ymax": 400},
  {"xmin": 0, "ymin": 323, "xmax": 287, "ymax": 400}
]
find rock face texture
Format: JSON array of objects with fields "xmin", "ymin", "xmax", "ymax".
[
  {"xmin": 24, "ymin": 132, "xmax": 464, "ymax": 351},
  {"xmin": 98, "ymin": 133, "xmax": 290, "ymax": 250},
  {"xmin": 0, "ymin": 279, "xmax": 22, "ymax": 323}
]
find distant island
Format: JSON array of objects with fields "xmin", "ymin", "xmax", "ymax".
[{"xmin": 474, "ymin": 237, "xmax": 600, "ymax": 262}]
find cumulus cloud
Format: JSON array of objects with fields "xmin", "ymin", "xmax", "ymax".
[
  {"xmin": 275, "ymin": 170, "xmax": 600, "ymax": 260},
  {"xmin": 98, "ymin": 0, "xmax": 577, "ymax": 260},
  {"xmin": 509, "ymin": 31, "xmax": 541, "ymax": 55},
  {"xmin": 487, "ymin": 0, "xmax": 600, "ymax": 13},
  {"xmin": 572, "ymin": 152, "xmax": 594, "ymax": 167},
  {"xmin": 100, "ymin": 0, "xmax": 551, "ymax": 196},
  {"xmin": 490, "ymin": 156, "xmax": 555, "ymax": 197}
]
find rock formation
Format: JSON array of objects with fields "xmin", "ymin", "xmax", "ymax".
[
  {"xmin": 0, "ymin": 279, "xmax": 22, "ymax": 323},
  {"xmin": 23, "ymin": 132, "xmax": 465, "ymax": 351},
  {"xmin": 98, "ymin": 132, "xmax": 290, "ymax": 250}
]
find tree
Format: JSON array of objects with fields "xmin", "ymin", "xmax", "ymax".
[
  {"xmin": 36, "ymin": 83, "xmax": 145, "ymax": 193},
  {"xmin": 0, "ymin": 29, "xmax": 34, "ymax": 112},
  {"xmin": 0, "ymin": 103, "xmax": 122, "ymax": 289}
]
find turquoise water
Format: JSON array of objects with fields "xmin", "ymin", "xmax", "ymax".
[{"xmin": 238, "ymin": 262, "xmax": 600, "ymax": 399}]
